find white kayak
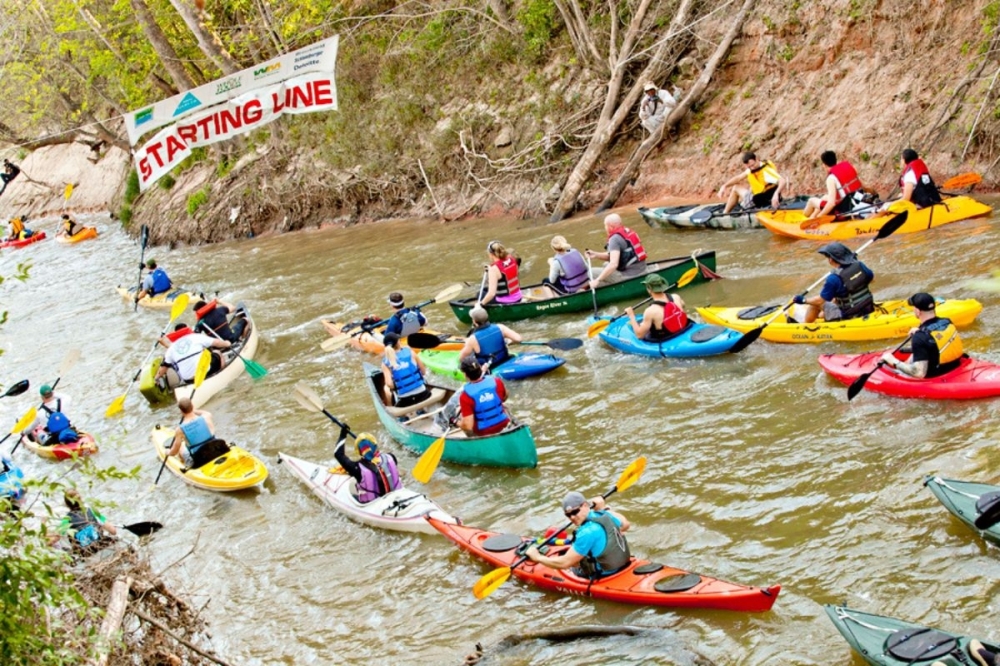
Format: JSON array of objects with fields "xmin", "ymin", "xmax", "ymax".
[{"xmin": 277, "ymin": 453, "xmax": 460, "ymax": 535}]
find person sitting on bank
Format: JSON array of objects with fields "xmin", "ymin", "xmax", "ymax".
[
  {"xmin": 479, "ymin": 240, "xmax": 523, "ymax": 306},
  {"xmin": 802, "ymin": 150, "xmax": 866, "ymax": 219},
  {"xmin": 165, "ymin": 398, "xmax": 229, "ymax": 469},
  {"xmin": 333, "ymin": 428, "xmax": 401, "ymax": 504},
  {"xmin": 55, "ymin": 488, "xmax": 117, "ymax": 553},
  {"xmin": 0, "ymin": 159, "xmax": 20, "ymax": 196},
  {"xmin": 459, "ymin": 356, "xmax": 510, "ymax": 436},
  {"xmin": 881, "ymin": 292, "xmax": 964, "ymax": 379},
  {"xmin": 459, "ymin": 306, "xmax": 522, "ymax": 368},
  {"xmin": 792, "ymin": 242, "xmax": 875, "ymax": 323},
  {"xmin": 586, "ymin": 214, "xmax": 648, "ymax": 290},
  {"xmin": 135, "ymin": 259, "xmax": 172, "ymax": 302},
  {"xmin": 896, "ymin": 148, "xmax": 943, "ymax": 208},
  {"xmin": 542, "ymin": 235, "xmax": 591, "ymax": 298},
  {"xmin": 193, "ymin": 298, "xmax": 246, "ymax": 343},
  {"xmin": 384, "ymin": 292, "xmax": 427, "ymax": 338},
  {"xmin": 58, "ymin": 214, "xmax": 86, "ymax": 237},
  {"xmin": 625, "ymin": 274, "xmax": 689, "ymax": 341},
  {"xmin": 718, "ymin": 152, "xmax": 789, "ymax": 215},
  {"xmin": 526, "ymin": 491, "xmax": 631, "ymax": 580},
  {"xmin": 638, "ymin": 82, "xmax": 678, "ymax": 134},
  {"xmin": 154, "ymin": 331, "xmax": 231, "ymax": 388},
  {"xmin": 381, "ymin": 332, "xmax": 432, "ymax": 408}
]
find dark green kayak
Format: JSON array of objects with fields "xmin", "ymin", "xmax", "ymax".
[
  {"xmin": 825, "ymin": 605, "xmax": 999, "ymax": 665},
  {"xmin": 924, "ymin": 476, "xmax": 1000, "ymax": 546},
  {"xmin": 448, "ymin": 251, "xmax": 716, "ymax": 324}
]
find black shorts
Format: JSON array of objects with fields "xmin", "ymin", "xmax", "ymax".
[{"xmin": 751, "ymin": 189, "xmax": 780, "ymax": 208}]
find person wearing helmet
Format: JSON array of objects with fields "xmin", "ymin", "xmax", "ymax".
[
  {"xmin": 333, "ymin": 428, "xmax": 401, "ymax": 503},
  {"xmin": 458, "ymin": 356, "xmax": 509, "ymax": 436},
  {"xmin": 165, "ymin": 398, "xmax": 230, "ymax": 469},
  {"xmin": 791, "ymin": 241, "xmax": 875, "ymax": 323},
  {"xmin": 135, "ymin": 259, "xmax": 173, "ymax": 302}
]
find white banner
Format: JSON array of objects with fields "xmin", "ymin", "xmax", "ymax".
[
  {"xmin": 135, "ymin": 73, "xmax": 337, "ymax": 191},
  {"xmin": 124, "ymin": 35, "xmax": 338, "ymax": 146}
]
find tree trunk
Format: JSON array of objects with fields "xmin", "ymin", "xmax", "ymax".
[
  {"xmin": 93, "ymin": 576, "xmax": 132, "ymax": 666},
  {"xmin": 130, "ymin": 0, "xmax": 197, "ymax": 90},
  {"xmin": 167, "ymin": 0, "xmax": 241, "ymax": 75}
]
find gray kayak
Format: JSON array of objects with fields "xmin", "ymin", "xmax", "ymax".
[{"xmin": 639, "ymin": 196, "xmax": 809, "ymax": 230}]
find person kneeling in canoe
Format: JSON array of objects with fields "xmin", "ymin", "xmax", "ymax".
[
  {"xmin": 586, "ymin": 214, "xmax": 648, "ymax": 289},
  {"xmin": 459, "ymin": 356, "xmax": 510, "ymax": 436},
  {"xmin": 54, "ymin": 488, "xmax": 117, "ymax": 554},
  {"xmin": 381, "ymin": 332, "xmax": 432, "ymax": 409},
  {"xmin": 880, "ymin": 292, "xmax": 964, "ymax": 379},
  {"xmin": 193, "ymin": 298, "xmax": 246, "ymax": 343},
  {"xmin": 460, "ymin": 306, "xmax": 522, "ymax": 368},
  {"xmin": 791, "ymin": 242, "xmax": 875, "ymax": 323},
  {"xmin": 155, "ymin": 332, "xmax": 231, "ymax": 389},
  {"xmin": 135, "ymin": 259, "xmax": 173, "ymax": 302},
  {"xmin": 542, "ymin": 235, "xmax": 591, "ymax": 298},
  {"xmin": 385, "ymin": 292, "xmax": 427, "ymax": 337},
  {"xmin": 525, "ymin": 492, "xmax": 631, "ymax": 579},
  {"xmin": 626, "ymin": 274, "xmax": 689, "ymax": 342},
  {"xmin": 166, "ymin": 398, "xmax": 230, "ymax": 469},
  {"xmin": 333, "ymin": 428, "xmax": 401, "ymax": 504}
]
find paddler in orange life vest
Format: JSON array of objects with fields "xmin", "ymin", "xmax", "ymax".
[
  {"xmin": 333, "ymin": 428, "xmax": 401, "ymax": 503},
  {"xmin": 480, "ymin": 240, "xmax": 522, "ymax": 305},
  {"xmin": 585, "ymin": 213, "xmax": 648, "ymax": 289},
  {"xmin": 802, "ymin": 151, "xmax": 866, "ymax": 219},
  {"xmin": 881, "ymin": 292, "xmax": 964, "ymax": 379},
  {"xmin": 625, "ymin": 274, "xmax": 689, "ymax": 342},
  {"xmin": 718, "ymin": 152, "xmax": 789, "ymax": 215},
  {"xmin": 896, "ymin": 148, "xmax": 943, "ymax": 209}
]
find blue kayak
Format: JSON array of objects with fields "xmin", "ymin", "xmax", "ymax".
[
  {"xmin": 589, "ymin": 315, "xmax": 742, "ymax": 357},
  {"xmin": 419, "ymin": 349, "xmax": 565, "ymax": 381}
]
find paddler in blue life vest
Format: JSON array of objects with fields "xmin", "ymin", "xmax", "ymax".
[
  {"xmin": 626, "ymin": 274, "xmax": 689, "ymax": 342},
  {"xmin": 791, "ymin": 242, "xmax": 875, "ymax": 323},
  {"xmin": 135, "ymin": 259, "xmax": 173, "ymax": 302},
  {"xmin": 333, "ymin": 428, "xmax": 401, "ymax": 503},
  {"xmin": 542, "ymin": 235, "xmax": 592, "ymax": 298},
  {"xmin": 459, "ymin": 306, "xmax": 522, "ymax": 369},
  {"xmin": 480, "ymin": 240, "xmax": 523, "ymax": 305},
  {"xmin": 802, "ymin": 151, "xmax": 867, "ymax": 219},
  {"xmin": 381, "ymin": 332, "xmax": 432, "ymax": 408},
  {"xmin": 586, "ymin": 214, "xmax": 648, "ymax": 289},
  {"xmin": 525, "ymin": 491, "xmax": 632, "ymax": 580},
  {"xmin": 881, "ymin": 292, "xmax": 964, "ymax": 379},
  {"xmin": 717, "ymin": 152, "xmax": 789, "ymax": 215},
  {"xmin": 458, "ymin": 356, "xmax": 510, "ymax": 436},
  {"xmin": 54, "ymin": 488, "xmax": 117, "ymax": 553},
  {"xmin": 165, "ymin": 398, "xmax": 230, "ymax": 469},
  {"xmin": 28, "ymin": 384, "xmax": 78, "ymax": 445},
  {"xmin": 384, "ymin": 292, "xmax": 427, "ymax": 338}
]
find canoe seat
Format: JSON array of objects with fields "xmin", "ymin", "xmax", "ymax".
[
  {"xmin": 885, "ymin": 628, "xmax": 956, "ymax": 661},
  {"xmin": 384, "ymin": 388, "xmax": 447, "ymax": 418}
]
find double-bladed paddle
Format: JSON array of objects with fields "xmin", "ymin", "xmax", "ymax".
[
  {"xmin": 2, "ymin": 407, "xmax": 38, "ymax": 454},
  {"xmin": 155, "ymin": 349, "xmax": 211, "ymax": 485},
  {"xmin": 406, "ymin": 333, "xmax": 582, "ymax": 352},
  {"xmin": 846, "ymin": 334, "xmax": 915, "ymax": 401},
  {"xmin": 690, "ymin": 199, "xmax": 803, "ymax": 225},
  {"xmin": 133, "ymin": 225, "xmax": 150, "ymax": 311},
  {"xmin": 1, "ymin": 380, "xmax": 29, "ymax": 399},
  {"xmin": 728, "ymin": 210, "xmax": 909, "ymax": 354},
  {"xmin": 472, "ymin": 456, "xmax": 647, "ymax": 600},
  {"xmin": 199, "ymin": 317, "xmax": 267, "ymax": 380},
  {"xmin": 121, "ymin": 521, "xmax": 163, "ymax": 537},
  {"xmin": 586, "ymin": 267, "xmax": 699, "ymax": 338}
]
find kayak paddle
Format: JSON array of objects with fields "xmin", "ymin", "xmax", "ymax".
[
  {"xmin": 472, "ymin": 456, "xmax": 647, "ymax": 600},
  {"xmin": 294, "ymin": 382, "xmax": 358, "ymax": 435},
  {"xmin": 155, "ymin": 349, "xmax": 211, "ymax": 485},
  {"xmin": 690, "ymin": 202, "xmax": 792, "ymax": 225},
  {"xmin": 587, "ymin": 267, "xmax": 699, "ymax": 338},
  {"xmin": 106, "ymin": 293, "xmax": 190, "ymax": 417},
  {"xmin": 1, "ymin": 380, "xmax": 29, "ymax": 398},
  {"xmin": 200, "ymin": 319, "xmax": 267, "ymax": 380},
  {"xmin": 121, "ymin": 521, "xmax": 163, "ymax": 537},
  {"xmin": 728, "ymin": 210, "xmax": 909, "ymax": 354},
  {"xmin": 846, "ymin": 334, "xmax": 914, "ymax": 401},
  {"xmin": 133, "ymin": 224, "xmax": 150, "ymax": 311},
  {"xmin": 3, "ymin": 407, "xmax": 38, "ymax": 454},
  {"xmin": 586, "ymin": 252, "xmax": 598, "ymax": 315}
]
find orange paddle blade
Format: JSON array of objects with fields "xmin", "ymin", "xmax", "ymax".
[{"xmin": 941, "ymin": 172, "xmax": 981, "ymax": 190}]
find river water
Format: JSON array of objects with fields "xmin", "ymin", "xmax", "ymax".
[{"xmin": 3, "ymin": 201, "xmax": 1000, "ymax": 665}]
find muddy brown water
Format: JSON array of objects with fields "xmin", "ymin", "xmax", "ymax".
[{"xmin": 3, "ymin": 199, "xmax": 1000, "ymax": 665}]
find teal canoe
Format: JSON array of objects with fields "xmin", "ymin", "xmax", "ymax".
[
  {"xmin": 419, "ymin": 349, "xmax": 564, "ymax": 381},
  {"xmin": 924, "ymin": 476, "xmax": 1000, "ymax": 546},
  {"xmin": 825, "ymin": 604, "xmax": 999, "ymax": 665},
  {"xmin": 363, "ymin": 363, "xmax": 537, "ymax": 469},
  {"xmin": 448, "ymin": 252, "xmax": 717, "ymax": 324}
]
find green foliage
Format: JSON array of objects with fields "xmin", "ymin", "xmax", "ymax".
[
  {"xmin": 119, "ymin": 205, "xmax": 133, "ymax": 227},
  {"xmin": 516, "ymin": 0, "xmax": 557, "ymax": 61},
  {"xmin": 761, "ymin": 15, "xmax": 775, "ymax": 31},
  {"xmin": 778, "ymin": 44, "xmax": 795, "ymax": 62},
  {"xmin": 158, "ymin": 174, "xmax": 176, "ymax": 190},
  {"xmin": 860, "ymin": 151, "xmax": 871, "ymax": 162},
  {"xmin": 124, "ymin": 169, "xmax": 140, "ymax": 205},
  {"xmin": 702, "ymin": 130, "xmax": 720, "ymax": 155},
  {"xmin": 187, "ymin": 187, "xmax": 210, "ymax": 216},
  {"xmin": 215, "ymin": 158, "xmax": 234, "ymax": 180}
]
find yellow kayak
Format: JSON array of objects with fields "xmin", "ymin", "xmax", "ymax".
[
  {"xmin": 116, "ymin": 286, "xmax": 193, "ymax": 311},
  {"xmin": 55, "ymin": 227, "xmax": 99, "ymax": 244},
  {"xmin": 151, "ymin": 426, "xmax": 268, "ymax": 492},
  {"xmin": 697, "ymin": 298, "xmax": 983, "ymax": 343},
  {"xmin": 757, "ymin": 196, "xmax": 992, "ymax": 240}
]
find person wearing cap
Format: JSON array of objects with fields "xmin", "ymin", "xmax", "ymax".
[
  {"xmin": 525, "ymin": 491, "xmax": 631, "ymax": 579},
  {"xmin": 802, "ymin": 150, "xmax": 868, "ymax": 219},
  {"xmin": 193, "ymin": 298, "xmax": 246, "ymax": 343},
  {"xmin": 135, "ymin": 259, "xmax": 173, "ymax": 302},
  {"xmin": 29, "ymin": 384, "xmax": 73, "ymax": 442},
  {"xmin": 333, "ymin": 427, "xmax": 401, "ymax": 503},
  {"xmin": 57, "ymin": 213, "xmax": 85, "ymax": 238},
  {"xmin": 881, "ymin": 292, "xmax": 964, "ymax": 379},
  {"xmin": 0, "ymin": 159, "xmax": 20, "ymax": 196},
  {"xmin": 626, "ymin": 274, "xmax": 689, "ymax": 341},
  {"xmin": 381, "ymin": 331, "xmax": 431, "ymax": 408},
  {"xmin": 384, "ymin": 292, "xmax": 427, "ymax": 338},
  {"xmin": 165, "ymin": 398, "xmax": 229, "ymax": 468},
  {"xmin": 586, "ymin": 214, "xmax": 648, "ymax": 290},
  {"xmin": 638, "ymin": 82, "xmax": 678, "ymax": 134},
  {"xmin": 792, "ymin": 242, "xmax": 875, "ymax": 323},
  {"xmin": 542, "ymin": 235, "xmax": 591, "ymax": 298},
  {"xmin": 480, "ymin": 241, "xmax": 522, "ymax": 306},
  {"xmin": 896, "ymin": 148, "xmax": 943, "ymax": 209},
  {"xmin": 458, "ymin": 356, "xmax": 510, "ymax": 436},
  {"xmin": 459, "ymin": 306, "xmax": 522, "ymax": 369},
  {"xmin": 718, "ymin": 152, "xmax": 789, "ymax": 215}
]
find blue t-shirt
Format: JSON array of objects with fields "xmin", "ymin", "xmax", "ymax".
[
  {"xmin": 819, "ymin": 262, "xmax": 873, "ymax": 301},
  {"xmin": 385, "ymin": 308, "xmax": 427, "ymax": 336},
  {"xmin": 571, "ymin": 510, "xmax": 622, "ymax": 559}
]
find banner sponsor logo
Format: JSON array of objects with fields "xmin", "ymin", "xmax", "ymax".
[
  {"xmin": 135, "ymin": 107, "xmax": 154, "ymax": 127},
  {"xmin": 214, "ymin": 77, "xmax": 242, "ymax": 95},
  {"xmin": 253, "ymin": 63, "xmax": 281, "ymax": 79},
  {"xmin": 173, "ymin": 92, "xmax": 202, "ymax": 117}
]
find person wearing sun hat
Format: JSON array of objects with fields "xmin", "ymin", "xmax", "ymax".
[
  {"xmin": 791, "ymin": 241, "xmax": 875, "ymax": 323},
  {"xmin": 333, "ymin": 428, "xmax": 401, "ymax": 503},
  {"xmin": 625, "ymin": 273, "xmax": 689, "ymax": 341},
  {"xmin": 638, "ymin": 81, "xmax": 677, "ymax": 134},
  {"xmin": 881, "ymin": 292, "xmax": 964, "ymax": 379}
]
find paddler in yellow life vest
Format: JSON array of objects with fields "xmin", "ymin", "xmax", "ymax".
[
  {"xmin": 5, "ymin": 216, "xmax": 30, "ymax": 241},
  {"xmin": 881, "ymin": 292, "xmax": 964, "ymax": 379},
  {"xmin": 58, "ymin": 213, "xmax": 85, "ymax": 238},
  {"xmin": 718, "ymin": 152, "xmax": 789, "ymax": 215}
]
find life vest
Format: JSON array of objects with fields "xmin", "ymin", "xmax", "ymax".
[
  {"xmin": 922, "ymin": 317, "xmax": 964, "ymax": 368},
  {"xmin": 900, "ymin": 159, "xmax": 943, "ymax": 208},
  {"xmin": 67, "ymin": 509, "xmax": 101, "ymax": 548},
  {"xmin": 646, "ymin": 299, "xmax": 689, "ymax": 340},
  {"xmin": 196, "ymin": 302, "xmax": 234, "ymax": 340},
  {"xmin": 493, "ymin": 257, "xmax": 522, "ymax": 301},
  {"xmin": 356, "ymin": 454, "xmax": 401, "ymax": 503},
  {"xmin": 473, "ymin": 323, "xmax": 510, "ymax": 366},
  {"xmin": 463, "ymin": 376, "xmax": 507, "ymax": 432},
  {"xmin": 607, "ymin": 228, "xmax": 647, "ymax": 270},
  {"xmin": 46, "ymin": 411, "xmax": 71, "ymax": 436},
  {"xmin": 576, "ymin": 510, "xmax": 631, "ymax": 579},
  {"xmin": 829, "ymin": 161, "xmax": 862, "ymax": 202},
  {"xmin": 746, "ymin": 160, "xmax": 781, "ymax": 195},
  {"xmin": 0, "ymin": 458, "xmax": 25, "ymax": 501},
  {"xmin": 179, "ymin": 416, "xmax": 214, "ymax": 451},
  {"xmin": 40, "ymin": 398, "xmax": 63, "ymax": 417},
  {"xmin": 384, "ymin": 347, "xmax": 425, "ymax": 397},
  {"xmin": 832, "ymin": 261, "xmax": 874, "ymax": 319},
  {"xmin": 10, "ymin": 218, "xmax": 23, "ymax": 238},
  {"xmin": 392, "ymin": 308, "xmax": 423, "ymax": 338},
  {"xmin": 149, "ymin": 268, "xmax": 172, "ymax": 295},
  {"xmin": 554, "ymin": 249, "xmax": 590, "ymax": 293},
  {"xmin": 165, "ymin": 326, "xmax": 193, "ymax": 342}
]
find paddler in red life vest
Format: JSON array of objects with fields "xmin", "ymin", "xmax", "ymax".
[
  {"xmin": 880, "ymin": 292, "xmax": 964, "ymax": 379},
  {"xmin": 458, "ymin": 356, "xmax": 510, "ymax": 436},
  {"xmin": 459, "ymin": 306, "xmax": 522, "ymax": 369},
  {"xmin": 333, "ymin": 428, "xmax": 401, "ymax": 503},
  {"xmin": 585, "ymin": 214, "xmax": 648, "ymax": 289},
  {"xmin": 480, "ymin": 240, "xmax": 522, "ymax": 305},
  {"xmin": 896, "ymin": 148, "xmax": 943, "ymax": 209},
  {"xmin": 718, "ymin": 152, "xmax": 789, "ymax": 215},
  {"xmin": 135, "ymin": 259, "xmax": 173, "ymax": 302},
  {"xmin": 802, "ymin": 151, "xmax": 866, "ymax": 219},
  {"xmin": 625, "ymin": 274, "xmax": 689, "ymax": 342}
]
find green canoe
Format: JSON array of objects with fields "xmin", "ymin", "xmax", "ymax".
[
  {"xmin": 448, "ymin": 251, "xmax": 717, "ymax": 324},
  {"xmin": 363, "ymin": 363, "xmax": 537, "ymax": 469},
  {"xmin": 924, "ymin": 476, "xmax": 1000, "ymax": 546},
  {"xmin": 825, "ymin": 604, "xmax": 998, "ymax": 665}
]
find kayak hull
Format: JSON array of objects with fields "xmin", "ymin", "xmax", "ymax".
[
  {"xmin": 638, "ymin": 197, "xmax": 808, "ymax": 230},
  {"xmin": 429, "ymin": 518, "xmax": 780, "ymax": 611},
  {"xmin": 588, "ymin": 315, "xmax": 741, "ymax": 357},
  {"xmin": 924, "ymin": 476, "xmax": 1000, "ymax": 545},
  {"xmin": 448, "ymin": 252, "xmax": 717, "ymax": 324},
  {"xmin": 321, "ymin": 319, "xmax": 464, "ymax": 354},
  {"xmin": 419, "ymin": 349, "xmax": 565, "ymax": 381},
  {"xmin": 139, "ymin": 356, "xmax": 175, "ymax": 406},
  {"xmin": 117, "ymin": 286, "xmax": 193, "ymax": 311},
  {"xmin": 697, "ymin": 298, "xmax": 982, "ymax": 343},
  {"xmin": 173, "ymin": 308, "xmax": 260, "ymax": 408},
  {"xmin": 56, "ymin": 227, "xmax": 98, "ymax": 244},
  {"xmin": 818, "ymin": 352, "xmax": 1000, "ymax": 399},
  {"xmin": 0, "ymin": 231, "xmax": 46, "ymax": 249},
  {"xmin": 23, "ymin": 430, "xmax": 99, "ymax": 461},
  {"xmin": 151, "ymin": 426, "xmax": 267, "ymax": 492},
  {"xmin": 278, "ymin": 453, "xmax": 459, "ymax": 534}
]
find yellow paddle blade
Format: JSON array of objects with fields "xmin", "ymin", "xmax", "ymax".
[
  {"xmin": 941, "ymin": 172, "xmax": 981, "ymax": 190},
  {"xmin": 675, "ymin": 267, "xmax": 699, "ymax": 289},
  {"xmin": 321, "ymin": 333, "xmax": 353, "ymax": 352},
  {"xmin": 614, "ymin": 456, "xmax": 647, "ymax": 494},
  {"xmin": 64, "ymin": 183, "xmax": 74, "ymax": 200},
  {"xmin": 587, "ymin": 318, "xmax": 611, "ymax": 338},
  {"xmin": 193, "ymin": 350, "xmax": 212, "ymax": 388},
  {"xmin": 168, "ymin": 293, "xmax": 191, "ymax": 323},
  {"xmin": 104, "ymin": 394, "xmax": 126, "ymax": 418},
  {"xmin": 434, "ymin": 283, "xmax": 464, "ymax": 303},
  {"xmin": 411, "ymin": 436, "xmax": 445, "ymax": 484},
  {"xmin": 294, "ymin": 382, "xmax": 325, "ymax": 412},
  {"xmin": 12, "ymin": 407, "xmax": 36, "ymax": 434},
  {"xmin": 472, "ymin": 566, "xmax": 513, "ymax": 600}
]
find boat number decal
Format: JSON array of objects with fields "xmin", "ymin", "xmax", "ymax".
[{"xmin": 532, "ymin": 301, "xmax": 569, "ymax": 312}]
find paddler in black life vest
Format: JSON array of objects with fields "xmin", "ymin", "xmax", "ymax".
[
  {"xmin": 896, "ymin": 148, "xmax": 943, "ymax": 209},
  {"xmin": 792, "ymin": 242, "xmax": 875, "ymax": 323},
  {"xmin": 58, "ymin": 213, "xmax": 85, "ymax": 238},
  {"xmin": 881, "ymin": 292, "xmax": 964, "ymax": 379},
  {"xmin": 625, "ymin": 274, "xmax": 689, "ymax": 342},
  {"xmin": 718, "ymin": 152, "xmax": 789, "ymax": 215},
  {"xmin": 525, "ymin": 491, "xmax": 631, "ymax": 580},
  {"xmin": 802, "ymin": 150, "xmax": 866, "ymax": 219}
]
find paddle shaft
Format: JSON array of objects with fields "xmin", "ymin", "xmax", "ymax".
[
  {"xmin": 846, "ymin": 333, "xmax": 915, "ymax": 401},
  {"xmin": 134, "ymin": 226, "xmax": 149, "ymax": 312},
  {"xmin": 585, "ymin": 251, "xmax": 598, "ymax": 314}
]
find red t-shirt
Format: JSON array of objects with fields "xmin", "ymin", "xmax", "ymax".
[{"xmin": 459, "ymin": 377, "xmax": 508, "ymax": 435}]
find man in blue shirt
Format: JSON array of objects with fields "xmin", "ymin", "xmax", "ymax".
[
  {"xmin": 525, "ymin": 491, "xmax": 632, "ymax": 579},
  {"xmin": 792, "ymin": 241, "xmax": 875, "ymax": 323}
]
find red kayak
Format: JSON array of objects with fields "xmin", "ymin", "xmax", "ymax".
[
  {"xmin": 428, "ymin": 518, "xmax": 780, "ymax": 612},
  {"xmin": 818, "ymin": 351, "xmax": 1000, "ymax": 399},
  {"xmin": 0, "ymin": 231, "xmax": 46, "ymax": 249}
]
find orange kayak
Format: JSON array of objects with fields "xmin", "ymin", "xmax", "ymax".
[{"xmin": 322, "ymin": 319, "xmax": 464, "ymax": 354}]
